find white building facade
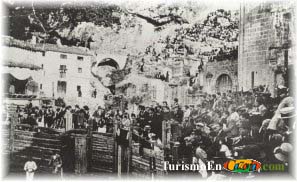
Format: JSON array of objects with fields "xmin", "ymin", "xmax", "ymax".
[{"xmin": 3, "ymin": 37, "xmax": 95, "ymax": 106}]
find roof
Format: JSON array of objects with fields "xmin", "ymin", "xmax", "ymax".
[
  {"xmin": 3, "ymin": 59, "xmax": 42, "ymax": 70},
  {"xmin": 3, "ymin": 36, "xmax": 93, "ymax": 56}
]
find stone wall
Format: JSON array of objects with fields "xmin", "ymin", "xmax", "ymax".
[
  {"xmin": 204, "ymin": 59, "xmax": 238, "ymax": 94},
  {"xmin": 238, "ymin": 1, "xmax": 295, "ymax": 94}
]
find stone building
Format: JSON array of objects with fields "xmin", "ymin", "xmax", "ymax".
[
  {"xmin": 238, "ymin": 0, "xmax": 296, "ymax": 96},
  {"xmin": 2, "ymin": 36, "xmax": 101, "ymax": 107},
  {"xmin": 204, "ymin": 59, "xmax": 238, "ymax": 94}
]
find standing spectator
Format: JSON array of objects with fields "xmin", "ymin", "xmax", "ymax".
[
  {"xmin": 24, "ymin": 156, "xmax": 37, "ymax": 181},
  {"xmin": 26, "ymin": 113, "xmax": 38, "ymax": 127},
  {"xmin": 72, "ymin": 105, "xmax": 80, "ymax": 129},
  {"xmin": 49, "ymin": 152, "xmax": 63, "ymax": 177},
  {"xmin": 45, "ymin": 106, "xmax": 54, "ymax": 128},
  {"xmin": 93, "ymin": 89, "xmax": 97, "ymax": 98},
  {"xmin": 65, "ymin": 106, "xmax": 73, "ymax": 131},
  {"xmin": 83, "ymin": 106, "xmax": 90, "ymax": 128},
  {"xmin": 77, "ymin": 109, "xmax": 85, "ymax": 129}
]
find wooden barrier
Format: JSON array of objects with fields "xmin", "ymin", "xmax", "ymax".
[
  {"xmin": 90, "ymin": 132, "xmax": 115, "ymax": 173},
  {"xmin": 10, "ymin": 126, "xmax": 63, "ymax": 173},
  {"xmin": 130, "ymin": 142, "xmax": 166, "ymax": 178},
  {"xmin": 6, "ymin": 114, "xmax": 178, "ymax": 177}
]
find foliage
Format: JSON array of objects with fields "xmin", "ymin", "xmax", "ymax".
[
  {"xmin": 4, "ymin": 1, "xmax": 122, "ymax": 46},
  {"xmin": 110, "ymin": 69, "xmax": 131, "ymax": 84},
  {"xmin": 55, "ymin": 97, "xmax": 65, "ymax": 107}
]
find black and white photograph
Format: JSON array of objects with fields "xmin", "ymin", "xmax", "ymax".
[{"xmin": 0, "ymin": 0, "xmax": 296, "ymax": 180}]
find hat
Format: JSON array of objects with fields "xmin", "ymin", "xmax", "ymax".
[
  {"xmin": 237, "ymin": 106, "xmax": 247, "ymax": 112},
  {"xmin": 278, "ymin": 85, "xmax": 287, "ymax": 89},
  {"xmin": 195, "ymin": 147, "xmax": 207, "ymax": 160},
  {"xmin": 149, "ymin": 133, "xmax": 156, "ymax": 140},
  {"xmin": 173, "ymin": 142, "xmax": 180, "ymax": 147},
  {"xmin": 269, "ymin": 133, "xmax": 284, "ymax": 143},
  {"xmin": 83, "ymin": 106, "xmax": 89, "ymax": 111},
  {"xmin": 144, "ymin": 125, "xmax": 151, "ymax": 130},
  {"xmin": 278, "ymin": 85, "xmax": 288, "ymax": 95},
  {"xmin": 274, "ymin": 143, "xmax": 293, "ymax": 162},
  {"xmin": 233, "ymin": 144, "xmax": 266, "ymax": 159},
  {"xmin": 280, "ymin": 107, "xmax": 296, "ymax": 119},
  {"xmin": 259, "ymin": 119, "xmax": 271, "ymax": 133},
  {"xmin": 195, "ymin": 122, "xmax": 204, "ymax": 127}
]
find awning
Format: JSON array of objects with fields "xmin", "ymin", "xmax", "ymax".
[
  {"xmin": 2, "ymin": 73, "xmax": 30, "ymax": 94},
  {"xmin": 2, "ymin": 59, "xmax": 42, "ymax": 70},
  {"xmin": 2, "ymin": 67, "xmax": 41, "ymax": 81}
]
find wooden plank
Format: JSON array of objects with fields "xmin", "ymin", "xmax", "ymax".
[
  {"xmin": 127, "ymin": 126, "xmax": 132, "ymax": 174},
  {"xmin": 117, "ymin": 145, "xmax": 122, "ymax": 177}
]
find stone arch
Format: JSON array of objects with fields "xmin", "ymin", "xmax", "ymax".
[
  {"xmin": 215, "ymin": 73, "xmax": 233, "ymax": 93},
  {"xmin": 97, "ymin": 58, "xmax": 120, "ymax": 69}
]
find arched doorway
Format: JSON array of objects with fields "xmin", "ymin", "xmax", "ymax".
[{"xmin": 216, "ymin": 74, "xmax": 232, "ymax": 93}]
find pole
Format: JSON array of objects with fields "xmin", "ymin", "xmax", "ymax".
[
  {"xmin": 118, "ymin": 145, "xmax": 122, "ymax": 177},
  {"xmin": 284, "ymin": 49, "xmax": 289, "ymax": 88},
  {"xmin": 114, "ymin": 120, "xmax": 118, "ymax": 173},
  {"xmin": 162, "ymin": 120, "xmax": 166, "ymax": 148},
  {"xmin": 127, "ymin": 126, "xmax": 132, "ymax": 174}
]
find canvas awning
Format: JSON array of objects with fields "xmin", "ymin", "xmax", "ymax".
[{"xmin": 2, "ymin": 59, "xmax": 42, "ymax": 70}]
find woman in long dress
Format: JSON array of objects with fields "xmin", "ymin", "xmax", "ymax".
[{"xmin": 65, "ymin": 106, "xmax": 73, "ymax": 131}]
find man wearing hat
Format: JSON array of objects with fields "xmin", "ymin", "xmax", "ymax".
[
  {"xmin": 171, "ymin": 106, "xmax": 183, "ymax": 123},
  {"xmin": 267, "ymin": 106, "xmax": 295, "ymax": 138},
  {"xmin": 279, "ymin": 106, "xmax": 296, "ymax": 142},
  {"xmin": 194, "ymin": 146, "xmax": 208, "ymax": 178},
  {"xmin": 26, "ymin": 113, "xmax": 38, "ymax": 127},
  {"xmin": 273, "ymin": 142, "xmax": 293, "ymax": 172},
  {"xmin": 222, "ymin": 106, "xmax": 239, "ymax": 138},
  {"xmin": 92, "ymin": 106, "xmax": 105, "ymax": 128}
]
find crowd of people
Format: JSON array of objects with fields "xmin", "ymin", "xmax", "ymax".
[
  {"xmin": 140, "ymin": 9, "xmax": 239, "ymax": 69},
  {"xmin": 12, "ymin": 83, "xmax": 295, "ymax": 177},
  {"xmin": 116, "ymin": 85, "xmax": 294, "ymax": 175}
]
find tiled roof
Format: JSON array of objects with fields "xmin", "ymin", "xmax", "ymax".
[{"xmin": 3, "ymin": 36, "xmax": 93, "ymax": 56}]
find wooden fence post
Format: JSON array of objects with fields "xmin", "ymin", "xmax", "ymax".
[
  {"xmin": 114, "ymin": 120, "xmax": 118, "ymax": 173},
  {"xmin": 162, "ymin": 121, "xmax": 166, "ymax": 148},
  {"xmin": 9, "ymin": 113, "xmax": 17, "ymax": 157},
  {"xmin": 127, "ymin": 126, "xmax": 132, "ymax": 174},
  {"xmin": 118, "ymin": 145, "xmax": 122, "ymax": 177},
  {"xmin": 172, "ymin": 142, "xmax": 180, "ymax": 163},
  {"xmin": 74, "ymin": 135, "xmax": 88, "ymax": 174}
]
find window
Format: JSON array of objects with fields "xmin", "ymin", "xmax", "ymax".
[
  {"xmin": 77, "ymin": 56, "xmax": 84, "ymax": 61},
  {"xmin": 78, "ymin": 68, "xmax": 82, "ymax": 73},
  {"xmin": 152, "ymin": 86, "xmax": 156, "ymax": 99},
  {"xmin": 60, "ymin": 54, "xmax": 67, "ymax": 59},
  {"xmin": 59, "ymin": 65, "xmax": 67, "ymax": 78},
  {"xmin": 77, "ymin": 85, "xmax": 82, "ymax": 97},
  {"xmin": 57, "ymin": 81, "xmax": 67, "ymax": 96},
  {"xmin": 40, "ymin": 84, "xmax": 43, "ymax": 90},
  {"xmin": 42, "ymin": 52, "xmax": 45, "ymax": 56},
  {"xmin": 251, "ymin": 71, "xmax": 255, "ymax": 89}
]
